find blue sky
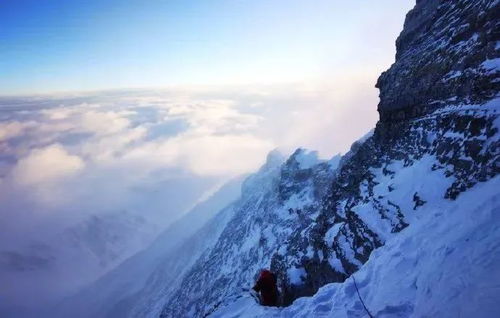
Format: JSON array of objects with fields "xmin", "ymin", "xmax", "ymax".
[{"xmin": 1, "ymin": 0, "xmax": 414, "ymax": 94}]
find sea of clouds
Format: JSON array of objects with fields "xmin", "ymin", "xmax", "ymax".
[{"xmin": 0, "ymin": 81, "xmax": 377, "ymax": 311}]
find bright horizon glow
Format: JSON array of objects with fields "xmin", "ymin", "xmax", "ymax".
[{"xmin": 1, "ymin": 0, "xmax": 414, "ymax": 95}]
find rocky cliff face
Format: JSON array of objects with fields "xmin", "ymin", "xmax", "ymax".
[
  {"xmin": 376, "ymin": 0, "xmax": 499, "ymax": 122},
  {"xmin": 272, "ymin": 102, "xmax": 499, "ymax": 305},
  {"xmin": 270, "ymin": 0, "xmax": 500, "ymax": 305}
]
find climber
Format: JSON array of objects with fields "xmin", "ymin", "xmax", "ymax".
[{"xmin": 252, "ymin": 269, "xmax": 279, "ymax": 306}]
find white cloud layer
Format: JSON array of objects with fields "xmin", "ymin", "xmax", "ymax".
[
  {"xmin": 0, "ymin": 82, "xmax": 379, "ymax": 217},
  {"xmin": 12, "ymin": 144, "xmax": 85, "ymax": 186},
  {"xmin": 0, "ymin": 82, "xmax": 378, "ymax": 311}
]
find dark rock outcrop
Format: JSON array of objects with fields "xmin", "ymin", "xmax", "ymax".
[
  {"xmin": 271, "ymin": 0, "xmax": 500, "ymax": 305},
  {"xmin": 273, "ymin": 104, "xmax": 499, "ymax": 304},
  {"xmin": 376, "ymin": 0, "xmax": 500, "ymax": 122}
]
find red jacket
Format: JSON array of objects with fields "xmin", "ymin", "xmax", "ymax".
[{"xmin": 253, "ymin": 270, "xmax": 278, "ymax": 306}]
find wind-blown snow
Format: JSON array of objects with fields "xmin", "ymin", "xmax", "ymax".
[{"xmin": 211, "ymin": 175, "xmax": 500, "ymax": 317}]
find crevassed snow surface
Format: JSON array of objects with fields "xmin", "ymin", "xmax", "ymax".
[{"xmin": 211, "ymin": 175, "xmax": 500, "ymax": 318}]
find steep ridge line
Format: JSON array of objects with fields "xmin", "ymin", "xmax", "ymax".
[{"xmin": 160, "ymin": 0, "xmax": 500, "ymax": 315}]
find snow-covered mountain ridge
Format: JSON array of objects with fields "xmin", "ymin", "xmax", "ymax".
[
  {"xmin": 270, "ymin": 98, "xmax": 500, "ymax": 306},
  {"xmin": 162, "ymin": 99, "xmax": 499, "ymax": 317},
  {"xmin": 160, "ymin": 149, "xmax": 341, "ymax": 317},
  {"xmin": 163, "ymin": 94, "xmax": 499, "ymax": 317},
  {"xmin": 211, "ymin": 173, "xmax": 500, "ymax": 317},
  {"xmin": 187, "ymin": 0, "xmax": 499, "ymax": 316}
]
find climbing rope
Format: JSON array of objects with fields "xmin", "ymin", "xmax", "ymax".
[{"xmin": 351, "ymin": 274, "xmax": 374, "ymax": 318}]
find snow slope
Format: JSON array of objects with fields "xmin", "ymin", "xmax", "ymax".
[{"xmin": 212, "ymin": 174, "xmax": 500, "ymax": 318}]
